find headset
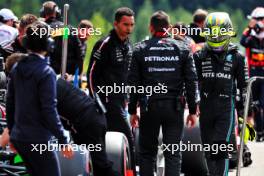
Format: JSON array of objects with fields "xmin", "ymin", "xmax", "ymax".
[
  {"xmin": 22, "ymin": 21, "xmax": 55, "ymax": 53},
  {"xmin": 0, "ymin": 15, "xmax": 4, "ymax": 23},
  {"xmin": 40, "ymin": 2, "xmax": 61, "ymax": 19}
]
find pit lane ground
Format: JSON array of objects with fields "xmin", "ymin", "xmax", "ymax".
[{"xmin": 228, "ymin": 141, "xmax": 264, "ymax": 176}]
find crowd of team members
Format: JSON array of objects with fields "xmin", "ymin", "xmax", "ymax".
[{"xmin": 0, "ymin": 1, "xmax": 263, "ymax": 176}]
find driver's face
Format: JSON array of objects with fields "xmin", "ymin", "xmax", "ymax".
[{"xmin": 114, "ymin": 15, "xmax": 135, "ymax": 39}]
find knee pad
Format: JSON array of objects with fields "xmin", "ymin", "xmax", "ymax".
[{"xmin": 210, "ymin": 141, "xmax": 229, "ymax": 160}]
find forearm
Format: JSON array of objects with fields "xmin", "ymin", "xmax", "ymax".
[
  {"xmin": 240, "ymin": 28, "xmax": 252, "ymax": 47},
  {"xmin": 184, "ymin": 52, "xmax": 199, "ymax": 114}
]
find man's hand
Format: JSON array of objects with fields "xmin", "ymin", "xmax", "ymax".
[
  {"xmin": 0, "ymin": 128, "xmax": 9, "ymax": 148},
  {"xmin": 186, "ymin": 114, "xmax": 198, "ymax": 128},
  {"xmin": 130, "ymin": 114, "xmax": 140, "ymax": 128},
  {"xmin": 247, "ymin": 116, "xmax": 254, "ymax": 127},
  {"xmin": 64, "ymin": 73, "xmax": 73, "ymax": 82},
  {"xmin": 61, "ymin": 144, "xmax": 74, "ymax": 159},
  {"xmin": 248, "ymin": 19, "xmax": 257, "ymax": 28},
  {"xmin": 196, "ymin": 106, "xmax": 200, "ymax": 116},
  {"xmin": 9, "ymin": 143, "xmax": 17, "ymax": 153}
]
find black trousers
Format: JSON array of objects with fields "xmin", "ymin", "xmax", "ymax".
[
  {"xmin": 139, "ymin": 99, "xmax": 184, "ymax": 176},
  {"xmin": 72, "ymin": 106, "xmax": 116, "ymax": 176},
  {"xmin": 11, "ymin": 139, "xmax": 60, "ymax": 176},
  {"xmin": 250, "ymin": 68, "xmax": 264, "ymax": 134},
  {"xmin": 105, "ymin": 98, "xmax": 136, "ymax": 175},
  {"xmin": 199, "ymin": 96, "xmax": 235, "ymax": 176}
]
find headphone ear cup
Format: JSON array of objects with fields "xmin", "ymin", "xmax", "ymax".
[
  {"xmin": 22, "ymin": 33, "xmax": 44, "ymax": 51},
  {"xmin": 54, "ymin": 6, "xmax": 61, "ymax": 19},
  {"xmin": 54, "ymin": 5, "xmax": 58, "ymax": 13},
  {"xmin": 40, "ymin": 6, "xmax": 45, "ymax": 18},
  {"xmin": 46, "ymin": 37, "xmax": 55, "ymax": 53}
]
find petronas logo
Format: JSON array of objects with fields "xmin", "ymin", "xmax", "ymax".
[{"xmin": 226, "ymin": 54, "xmax": 233, "ymax": 62}]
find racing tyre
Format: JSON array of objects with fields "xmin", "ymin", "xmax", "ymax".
[
  {"xmin": 105, "ymin": 132, "xmax": 132, "ymax": 176},
  {"xmin": 181, "ymin": 114, "xmax": 208, "ymax": 176}
]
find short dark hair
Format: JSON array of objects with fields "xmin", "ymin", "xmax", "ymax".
[
  {"xmin": 173, "ymin": 22, "xmax": 187, "ymax": 30},
  {"xmin": 78, "ymin": 20, "xmax": 93, "ymax": 29},
  {"xmin": 193, "ymin": 9, "xmax": 208, "ymax": 23},
  {"xmin": 114, "ymin": 7, "xmax": 134, "ymax": 22},
  {"xmin": 5, "ymin": 53, "xmax": 27, "ymax": 73},
  {"xmin": 19, "ymin": 14, "xmax": 38, "ymax": 30},
  {"xmin": 150, "ymin": 11, "xmax": 170, "ymax": 32},
  {"xmin": 42, "ymin": 1, "xmax": 57, "ymax": 16},
  {"xmin": 23, "ymin": 21, "xmax": 50, "ymax": 52}
]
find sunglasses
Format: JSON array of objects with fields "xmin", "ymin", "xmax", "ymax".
[{"xmin": 254, "ymin": 17, "xmax": 264, "ymax": 21}]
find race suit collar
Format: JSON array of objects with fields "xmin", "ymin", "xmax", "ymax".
[
  {"xmin": 152, "ymin": 31, "xmax": 169, "ymax": 38},
  {"xmin": 110, "ymin": 29, "xmax": 129, "ymax": 44},
  {"xmin": 45, "ymin": 17, "xmax": 57, "ymax": 24}
]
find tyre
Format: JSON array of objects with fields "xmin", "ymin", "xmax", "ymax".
[
  {"xmin": 105, "ymin": 132, "xmax": 132, "ymax": 176},
  {"xmin": 132, "ymin": 127, "xmax": 140, "ymax": 166},
  {"xmin": 181, "ymin": 112, "xmax": 208, "ymax": 176},
  {"xmin": 133, "ymin": 116, "xmax": 207, "ymax": 176}
]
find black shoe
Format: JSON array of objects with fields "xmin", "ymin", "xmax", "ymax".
[
  {"xmin": 110, "ymin": 170, "xmax": 120, "ymax": 176},
  {"xmin": 243, "ymin": 145, "xmax": 252, "ymax": 167},
  {"xmin": 256, "ymin": 132, "xmax": 264, "ymax": 142}
]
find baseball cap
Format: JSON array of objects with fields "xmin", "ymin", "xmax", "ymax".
[
  {"xmin": 0, "ymin": 8, "xmax": 18, "ymax": 21},
  {"xmin": 247, "ymin": 7, "xmax": 264, "ymax": 20}
]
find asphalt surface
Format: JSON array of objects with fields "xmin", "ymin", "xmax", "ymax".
[
  {"xmin": 229, "ymin": 141, "xmax": 264, "ymax": 176},
  {"xmin": 136, "ymin": 110, "xmax": 264, "ymax": 176}
]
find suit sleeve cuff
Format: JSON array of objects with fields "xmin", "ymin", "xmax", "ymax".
[
  {"xmin": 189, "ymin": 105, "xmax": 197, "ymax": 115},
  {"xmin": 128, "ymin": 106, "xmax": 137, "ymax": 115}
]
